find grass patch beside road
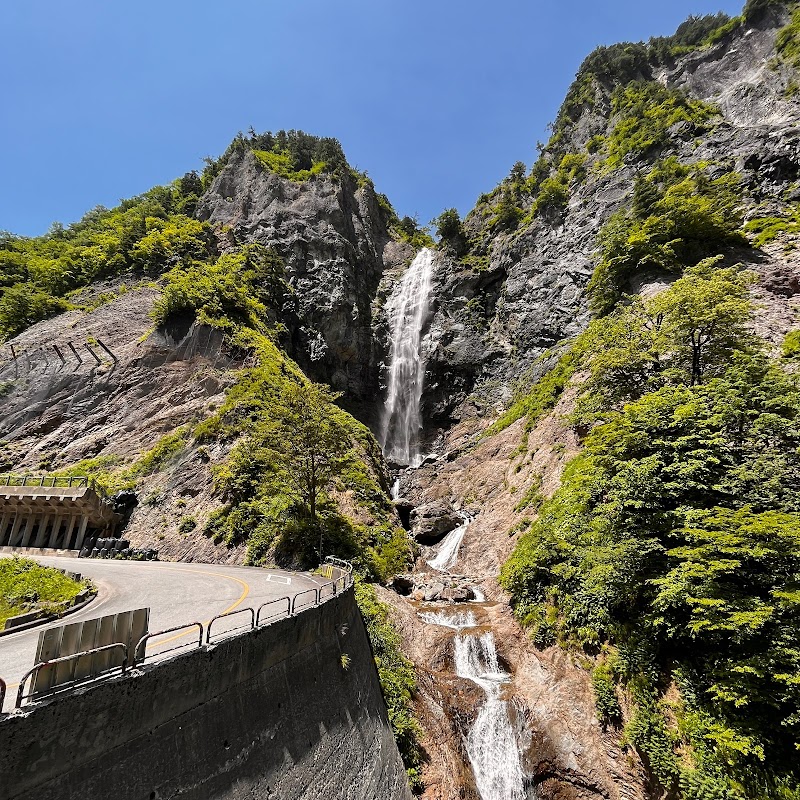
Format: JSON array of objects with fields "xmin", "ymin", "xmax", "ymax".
[{"xmin": 0, "ymin": 557, "xmax": 89, "ymax": 627}]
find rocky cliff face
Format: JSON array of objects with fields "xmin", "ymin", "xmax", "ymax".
[
  {"xmin": 3, "ymin": 5, "xmax": 800, "ymax": 800},
  {"xmin": 196, "ymin": 148, "xmax": 413, "ymax": 406},
  {"xmin": 418, "ymin": 4, "xmax": 800, "ymax": 437},
  {"xmin": 382, "ymin": 7, "xmax": 800, "ymax": 800}
]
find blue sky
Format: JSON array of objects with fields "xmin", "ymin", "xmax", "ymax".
[{"xmin": 2, "ymin": 0, "xmax": 743, "ymax": 237}]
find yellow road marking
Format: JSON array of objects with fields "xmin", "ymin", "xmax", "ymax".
[{"xmin": 141, "ymin": 567, "xmax": 250, "ymax": 650}]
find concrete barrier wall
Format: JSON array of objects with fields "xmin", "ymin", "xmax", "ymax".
[{"xmin": 0, "ymin": 587, "xmax": 412, "ymax": 800}]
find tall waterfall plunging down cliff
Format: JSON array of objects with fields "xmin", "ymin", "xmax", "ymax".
[
  {"xmin": 455, "ymin": 633, "xmax": 526, "ymax": 800},
  {"xmin": 381, "ymin": 247, "xmax": 435, "ymax": 466}
]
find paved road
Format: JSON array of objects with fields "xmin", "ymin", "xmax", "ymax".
[{"xmin": 0, "ymin": 556, "xmax": 324, "ymax": 712}]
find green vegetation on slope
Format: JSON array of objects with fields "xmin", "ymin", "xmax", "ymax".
[
  {"xmin": 744, "ymin": 203, "xmax": 800, "ymax": 249},
  {"xmin": 355, "ymin": 581, "xmax": 423, "ymax": 791},
  {"xmin": 776, "ymin": 4, "xmax": 800, "ymax": 68},
  {"xmin": 603, "ymin": 82, "xmax": 718, "ymax": 170},
  {"xmin": 0, "ymin": 556, "xmax": 89, "ymax": 626},
  {"xmin": 548, "ymin": 12, "xmax": 734, "ymax": 159},
  {"xmin": 252, "ymin": 149, "xmax": 327, "ymax": 182},
  {"xmin": 783, "ymin": 329, "xmax": 800, "ymax": 357},
  {"xmin": 501, "ymin": 263, "xmax": 800, "ymax": 799},
  {"xmin": 0, "ymin": 178, "xmax": 213, "ymax": 339},
  {"xmin": 484, "ymin": 340, "xmax": 587, "ymax": 437},
  {"xmin": 201, "ymin": 128, "xmax": 354, "ymax": 188},
  {"xmin": 588, "ymin": 158, "xmax": 745, "ymax": 315}
]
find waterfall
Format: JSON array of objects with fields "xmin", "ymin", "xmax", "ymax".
[
  {"xmin": 381, "ymin": 247, "xmax": 435, "ymax": 467},
  {"xmin": 427, "ymin": 515, "xmax": 471, "ymax": 572},
  {"xmin": 454, "ymin": 633, "xmax": 526, "ymax": 800},
  {"xmin": 418, "ymin": 610, "xmax": 477, "ymax": 630}
]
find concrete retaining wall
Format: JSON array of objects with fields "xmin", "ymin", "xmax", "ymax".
[{"xmin": 0, "ymin": 587, "xmax": 412, "ymax": 800}]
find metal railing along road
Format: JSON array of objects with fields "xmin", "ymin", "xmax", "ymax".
[
  {"xmin": 135, "ymin": 622, "xmax": 204, "ymax": 663},
  {"xmin": 206, "ymin": 607, "xmax": 255, "ymax": 644},
  {"xmin": 15, "ymin": 643, "xmax": 129, "ymax": 708},
  {"xmin": 256, "ymin": 597, "xmax": 291, "ymax": 626},
  {"xmin": 3, "ymin": 558, "xmax": 354, "ymax": 711}
]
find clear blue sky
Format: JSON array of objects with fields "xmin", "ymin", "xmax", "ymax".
[{"xmin": 2, "ymin": 0, "xmax": 744, "ymax": 237}]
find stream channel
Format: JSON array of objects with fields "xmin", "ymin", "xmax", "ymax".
[{"xmin": 382, "ymin": 248, "xmax": 531, "ymax": 799}]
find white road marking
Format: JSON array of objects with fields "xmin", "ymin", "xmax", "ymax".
[{"xmin": 266, "ymin": 574, "xmax": 291, "ymax": 585}]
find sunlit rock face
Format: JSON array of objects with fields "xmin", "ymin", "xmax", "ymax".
[{"xmin": 196, "ymin": 147, "xmax": 413, "ymax": 403}]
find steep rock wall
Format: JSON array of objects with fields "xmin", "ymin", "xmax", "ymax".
[
  {"xmin": 196, "ymin": 148, "xmax": 413, "ymax": 404},
  {"xmin": 420, "ymin": 5, "xmax": 800, "ymax": 429},
  {"xmin": 0, "ymin": 588, "xmax": 411, "ymax": 800}
]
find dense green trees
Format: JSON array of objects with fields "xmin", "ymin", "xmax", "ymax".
[
  {"xmin": 435, "ymin": 208, "xmax": 468, "ymax": 255},
  {"xmin": 202, "ymin": 128, "xmax": 351, "ymax": 187},
  {"xmin": 502, "ymin": 263, "xmax": 800, "ymax": 798}
]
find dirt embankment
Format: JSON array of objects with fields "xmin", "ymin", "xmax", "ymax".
[{"xmin": 0, "ymin": 284, "xmax": 246, "ymax": 564}]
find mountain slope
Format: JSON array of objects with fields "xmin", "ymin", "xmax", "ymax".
[{"xmin": 388, "ymin": 4, "xmax": 800, "ymax": 799}]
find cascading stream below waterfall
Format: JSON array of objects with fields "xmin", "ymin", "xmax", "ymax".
[
  {"xmin": 387, "ymin": 249, "xmax": 529, "ymax": 798},
  {"xmin": 454, "ymin": 633, "xmax": 527, "ymax": 800},
  {"xmin": 427, "ymin": 515, "xmax": 471, "ymax": 572},
  {"xmin": 381, "ymin": 247, "xmax": 435, "ymax": 467}
]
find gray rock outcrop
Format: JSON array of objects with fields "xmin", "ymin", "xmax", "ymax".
[
  {"xmin": 410, "ymin": 500, "xmax": 461, "ymax": 543},
  {"xmin": 196, "ymin": 149, "xmax": 413, "ymax": 402}
]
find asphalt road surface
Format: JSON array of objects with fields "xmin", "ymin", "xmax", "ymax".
[{"xmin": 0, "ymin": 555, "xmax": 323, "ymax": 712}]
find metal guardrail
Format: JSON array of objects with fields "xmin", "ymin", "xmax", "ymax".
[
  {"xmin": 206, "ymin": 607, "xmax": 255, "ymax": 644},
  {"xmin": 135, "ymin": 623, "xmax": 204, "ymax": 663},
  {"xmin": 0, "ymin": 676, "xmax": 6, "ymax": 713},
  {"xmin": 291, "ymin": 588, "xmax": 320, "ymax": 615},
  {"xmin": 318, "ymin": 581, "xmax": 337, "ymax": 601},
  {"xmin": 256, "ymin": 597, "xmax": 290, "ymax": 626},
  {"xmin": 9, "ymin": 558, "xmax": 355, "ymax": 709},
  {"xmin": 0, "ymin": 474, "xmax": 89, "ymax": 488},
  {"xmin": 325, "ymin": 556, "xmax": 353, "ymax": 572},
  {"xmin": 16, "ymin": 643, "xmax": 128, "ymax": 708}
]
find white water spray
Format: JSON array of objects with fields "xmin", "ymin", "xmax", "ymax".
[
  {"xmin": 427, "ymin": 515, "xmax": 471, "ymax": 572},
  {"xmin": 454, "ymin": 633, "xmax": 526, "ymax": 800},
  {"xmin": 418, "ymin": 610, "xmax": 477, "ymax": 630},
  {"xmin": 470, "ymin": 586, "xmax": 486, "ymax": 603},
  {"xmin": 381, "ymin": 248, "xmax": 435, "ymax": 466}
]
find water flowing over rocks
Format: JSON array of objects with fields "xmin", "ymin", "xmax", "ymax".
[
  {"xmin": 454, "ymin": 632, "xmax": 527, "ymax": 800},
  {"xmin": 381, "ymin": 248, "xmax": 436, "ymax": 465}
]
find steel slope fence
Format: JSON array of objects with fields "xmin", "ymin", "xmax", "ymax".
[
  {"xmin": 135, "ymin": 622, "xmax": 204, "ymax": 664},
  {"xmin": 0, "ymin": 474, "xmax": 89, "ymax": 488},
  {"xmin": 16, "ymin": 643, "xmax": 128, "ymax": 708},
  {"xmin": 206, "ymin": 607, "xmax": 255, "ymax": 644}
]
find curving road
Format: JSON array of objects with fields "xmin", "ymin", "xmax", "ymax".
[{"xmin": 0, "ymin": 555, "xmax": 324, "ymax": 712}]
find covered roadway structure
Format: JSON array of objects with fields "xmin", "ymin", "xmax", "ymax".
[{"xmin": 0, "ymin": 476, "xmax": 119, "ymax": 552}]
